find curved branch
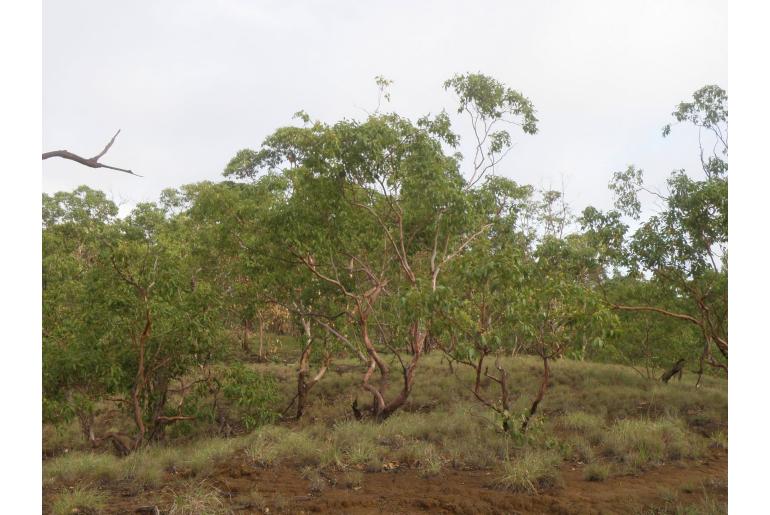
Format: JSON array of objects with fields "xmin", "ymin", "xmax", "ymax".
[
  {"xmin": 43, "ymin": 130, "xmax": 141, "ymax": 177},
  {"xmin": 611, "ymin": 303, "xmax": 702, "ymax": 326}
]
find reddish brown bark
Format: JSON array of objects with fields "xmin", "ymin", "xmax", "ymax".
[{"xmin": 521, "ymin": 355, "xmax": 549, "ymax": 432}]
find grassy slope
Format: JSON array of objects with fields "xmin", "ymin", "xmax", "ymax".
[{"xmin": 43, "ymin": 354, "xmax": 727, "ymax": 514}]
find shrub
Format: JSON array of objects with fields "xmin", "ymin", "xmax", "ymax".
[{"xmin": 221, "ymin": 364, "xmax": 279, "ymax": 430}]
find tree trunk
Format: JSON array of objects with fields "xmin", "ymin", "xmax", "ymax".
[
  {"xmin": 258, "ymin": 314, "xmax": 265, "ymax": 361},
  {"xmin": 294, "ymin": 318, "xmax": 331, "ymax": 419},
  {"xmin": 241, "ymin": 318, "xmax": 252, "ymax": 353},
  {"xmin": 661, "ymin": 358, "xmax": 686, "ymax": 384},
  {"xmin": 373, "ymin": 322, "xmax": 427, "ymax": 420},
  {"xmin": 296, "ymin": 318, "xmax": 313, "ymax": 419},
  {"xmin": 522, "ymin": 355, "xmax": 549, "ymax": 432},
  {"xmin": 474, "ymin": 350, "xmax": 487, "ymax": 394}
]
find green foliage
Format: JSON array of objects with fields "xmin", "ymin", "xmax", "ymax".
[
  {"xmin": 42, "ymin": 78, "xmax": 728, "ymax": 454},
  {"xmin": 221, "ymin": 365, "xmax": 279, "ymax": 430},
  {"xmin": 444, "ymin": 73, "xmax": 538, "ymax": 134}
]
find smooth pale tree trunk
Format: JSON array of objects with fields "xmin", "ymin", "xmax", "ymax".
[{"xmin": 295, "ymin": 318, "xmax": 330, "ymax": 419}]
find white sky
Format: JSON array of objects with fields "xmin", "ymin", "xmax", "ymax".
[{"xmin": 42, "ymin": 0, "xmax": 727, "ymax": 216}]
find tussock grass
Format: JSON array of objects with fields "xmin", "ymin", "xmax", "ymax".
[
  {"xmin": 121, "ymin": 449, "xmax": 167, "ymax": 487},
  {"xmin": 558, "ymin": 411, "xmax": 604, "ymax": 433},
  {"xmin": 233, "ymin": 489, "xmax": 266, "ymax": 511},
  {"xmin": 342, "ymin": 470, "xmax": 364, "ymax": 488},
  {"xmin": 167, "ymin": 480, "xmax": 228, "ymax": 515},
  {"xmin": 44, "ymin": 436, "xmax": 250, "ymax": 487},
  {"xmin": 602, "ymin": 418, "xmax": 705, "ymax": 471},
  {"xmin": 181, "ymin": 437, "xmax": 246, "ymax": 475},
  {"xmin": 709, "ymin": 430, "xmax": 727, "ymax": 449},
  {"xmin": 637, "ymin": 488, "xmax": 726, "ymax": 514},
  {"xmin": 584, "ymin": 462, "xmax": 611, "ymax": 481},
  {"xmin": 564, "ymin": 435, "xmax": 595, "ymax": 463},
  {"xmin": 345, "ymin": 441, "xmax": 385, "ymax": 471},
  {"xmin": 495, "ymin": 449, "xmax": 562, "ymax": 493},
  {"xmin": 300, "ymin": 466, "xmax": 327, "ymax": 493},
  {"xmin": 50, "ymin": 485, "xmax": 107, "ymax": 515},
  {"xmin": 43, "ymin": 353, "xmax": 727, "ymax": 498},
  {"xmin": 246, "ymin": 427, "xmax": 321, "ymax": 467},
  {"xmin": 44, "ymin": 451, "xmax": 121, "ymax": 484},
  {"xmin": 43, "ymin": 420, "xmax": 85, "ymax": 456}
]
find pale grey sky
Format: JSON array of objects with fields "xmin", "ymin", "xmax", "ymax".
[{"xmin": 42, "ymin": 0, "xmax": 727, "ymax": 215}]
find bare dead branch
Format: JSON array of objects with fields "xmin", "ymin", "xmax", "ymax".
[{"xmin": 42, "ymin": 130, "xmax": 141, "ymax": 177}]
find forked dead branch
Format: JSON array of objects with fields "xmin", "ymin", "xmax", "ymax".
[{"xmin": 42, "ymin": 129, "xmax": 141, "ymax": 177}]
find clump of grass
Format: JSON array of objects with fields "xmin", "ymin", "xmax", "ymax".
[
  {"xmin": 656, "ymin": 487, "xmax": 679, "ymax": 504},
  {"xmin": 278, "ymin": 432, "xmax": 322, "ymax": 466},
  {"xmin": 393, "ymin": 441, "xmax": 443, "ymax": 476},
  {"xmin": 584, "ymin": 462, "xmax": 610, "ymax": 481},
  {"xmin": 564, "ymin": 435, "xmax": 595, "ymax": 463},
  {"xmin": 602, "ymin": 418, "xmax": 702, "ymax": 471},
  {"xmin": 43, "ymin": 421, "xmax": 85, "ymax": 456},
  {"xmin": 709, "ymin": 430, "xmax": 727, "ymax": 449},
  {"xmin": 234, "ymin": 489, "xmax": 266, "ymax": 511},
  {"xmin": 342, "ymin": 470, "xmax": 364, "ymax": 489},
  {"xmin": 445, "ymin": 436, "xmax": 499, "ymax": 470},
  {"xmin": 50, "ymin": 485, "xmax": 107, "ymax": 515},
  {"xmin": 495, "ymin": 449, "xmax": 563, "ymax": 493},
  {"xmin": 121, "ymin": 447, "xmax": 175, "ymax": 487},
  {"xmin": 301, "ymin": 466, "xmax": 327, "ymax": 493},
  {"xmin": 332, "ymin": 420, "xmax": 379, "ymax": 449},
  {"xmin": 558, "ymin": 411, "xmax": 604, "ymax": 433},
  {"xmin": 246, "ymin": 426, "xmax": 322, "ymax": 466},
  {"xmin": 167, "ymin": 480, "xmax": 227, "ymax": 515},
  {"xmin": 182, "ymin": 437, "xmax": 244, "ymax": 475},
  {"xmin": 345, "ymin": 441, "xmax": 384, "ymax": 471},
  {"xmin": 44, "ymin": 451, "xmax": 121, "ymax": 484}
]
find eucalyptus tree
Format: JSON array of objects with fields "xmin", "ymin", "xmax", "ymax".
[
  {"xmin": 605, "ymin": 85, "xmax": 728, "ymax": 380},
  {"xmin": 43, "ymin": 190, "xmax": 223, "ymax": 452},
  {"xmin": 225, "ymin": 73, "xmax": 538, "ymax": 420},
  {"xmin": 43, "ymin": 187, "xmax": 121, "ymax": 439},
  {"xmin": 432, "ymin": 178, "xmax": 534, "ymax": 427},
  {"xmin": 176, "ymin": 176, "xmax": 361, "ymax": 419},
  {"xmin": 515, "ymin": 233, "xmax": 614, "ymax": 430},
  {"xmin": 167, "ymin": 178, "xmax": 293, "ymax": 360}
]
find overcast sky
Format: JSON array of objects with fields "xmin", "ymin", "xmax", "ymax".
[{"xmin": 42, "ymin": 0, "xmax": 726, "ymax": 216}]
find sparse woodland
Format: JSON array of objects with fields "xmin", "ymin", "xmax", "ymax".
[{"xmin": 42, "ymin": 75, "xmax": 728, "ymax": 514}]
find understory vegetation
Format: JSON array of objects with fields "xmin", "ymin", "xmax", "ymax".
[{"xmin": 43, "ymin": 354, "xmax": 727, "ymax": 512}]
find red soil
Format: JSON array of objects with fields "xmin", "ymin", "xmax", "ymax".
[{"xmin": 52, "ymin": 450, "xmax": 726, "ymax": 514}]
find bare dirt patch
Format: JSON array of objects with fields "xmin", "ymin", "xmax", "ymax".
[{"xmin": 45, "ymin": 450, "xmax": 726, "ymax": 514}]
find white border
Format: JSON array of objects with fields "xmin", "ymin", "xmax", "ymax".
[{"xmin": 1, "ymin": 0, "xmax": 43, "ymax": 510}]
